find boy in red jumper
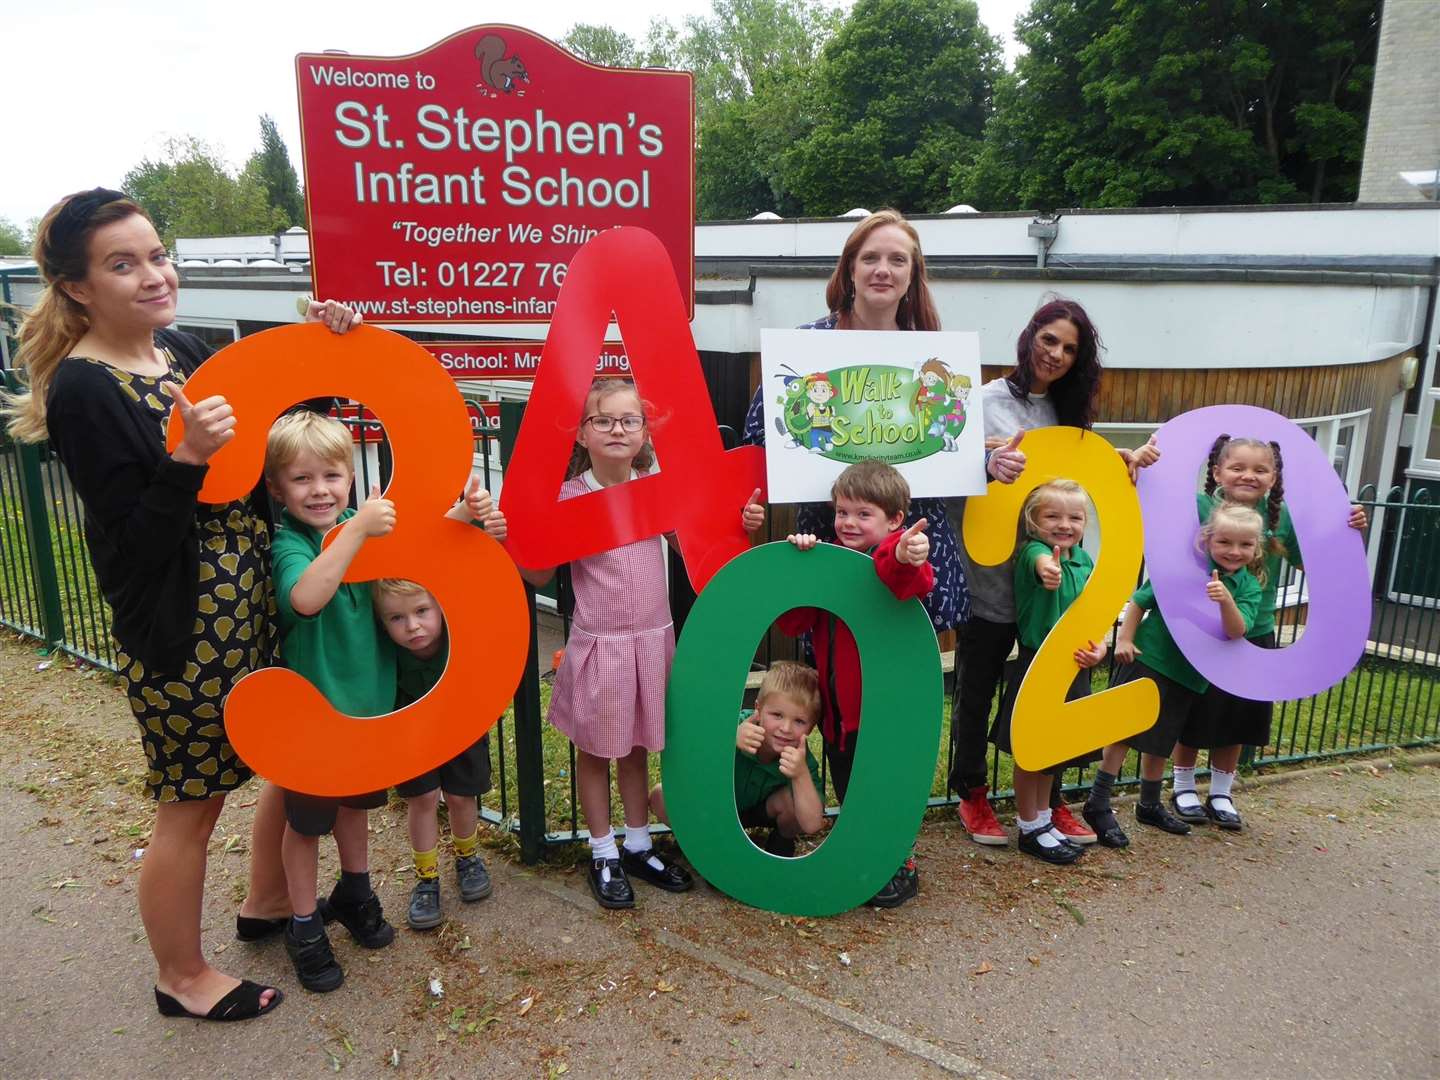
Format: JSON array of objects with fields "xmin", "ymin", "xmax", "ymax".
[{"xmin": 782, "ymin": 461, "xmax": 935, "ymax": 907}]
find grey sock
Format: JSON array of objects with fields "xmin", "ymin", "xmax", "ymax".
[
  {"xmin": 1086, "ymin": 769, "xmax": 1117, "ymax": 812},
  {"xmin": 1140, "ymin": 778, "xmax": 1162, "ymax": 805}
]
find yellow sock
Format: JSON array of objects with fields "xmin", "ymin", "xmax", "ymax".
[
  {"xmin": 413, "ymin": 847, "xmax": 439, "ymax": 880},
  {"xmin": 452, "ymin": 829, "xmax": 479, "ymax": 860}
]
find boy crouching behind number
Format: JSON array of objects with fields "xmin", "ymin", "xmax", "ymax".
[
  {"xmin": 649, "ymin": 661, "xmax": 825, "ymax": 858},
  {"xmin": 372, "ymin": 579, "xmax": 495, "ymax": 931}
]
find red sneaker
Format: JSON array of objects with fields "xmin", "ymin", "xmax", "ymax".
[
  {"xmin": 957, "ymin": 787, "xmax": 1008, "ymax": 846},
  {"xmin": 1051, "ymin": 802, "xmax": 1097, "ymax": 845}
]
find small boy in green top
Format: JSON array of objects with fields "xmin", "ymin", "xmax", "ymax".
[
  {"xmin": 649, "ymin": 661, "xmax": 825, "ymax": 858},
  {"xmin": 1083, "ymin": 503, "xmax": 1265, "ymax": 848},
  {"xmin": 994, "ymin": 480, "xmax": 1108, "ymax": 865},
  {"xmin": 373, "ymin": 578, "xmax": 494, "ymax": 931},
  {"xmin": 264, "ymin": 411, "xmax": 492, "ymax": 993}
]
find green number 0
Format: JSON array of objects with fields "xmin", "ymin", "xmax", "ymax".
[{"xmin": 661, "ymin": 542, "xmax": 942, "ymax": 915}]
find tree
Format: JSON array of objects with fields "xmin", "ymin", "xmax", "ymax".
[
  {"xmin": 0, "ymin": 217, "xmax": 27, "ymax": 256},
  {"xmin": 955, "ymin": 0, "xmax": 1378, "ymax": 211},
  {"xmin": 780, "ymin": 0, "xmax": 1003, "ymax": 215},
  {"xmin": 562, "ymin": 2, "xmax": 842, "ymax": 219},
  {"xmin": 245, "ymin": 115, "xmax": 305, "ymax": 228},
  {"xmin": 123, "ymin": 137, "xmax": 286, "ymax": 246}
]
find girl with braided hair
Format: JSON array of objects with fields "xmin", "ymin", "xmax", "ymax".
[{"xmin": 1167, "ymin": 435, "xmax": 1367, "ymax": 830}]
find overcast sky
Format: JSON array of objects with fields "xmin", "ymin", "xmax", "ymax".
[{"xmin": 5, "ymin": 0, "xmax": 1029, "ymax": 230}]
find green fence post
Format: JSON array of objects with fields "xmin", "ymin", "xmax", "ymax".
[
  {"xmin": 500, "ymin": 400, "xmax": 547, "ymax": 863},
  {"xmin": 4, "ymin": 374, "xmax": 66, "ymax": 650}
]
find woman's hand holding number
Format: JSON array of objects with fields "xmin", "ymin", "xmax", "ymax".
[
  {"xmin": 303, "ymin": 298, "xmax": 364, "ymax": 334},
  {"xmin": 167, "ymin": 384, "xmax": 235, "ymax": 466}
]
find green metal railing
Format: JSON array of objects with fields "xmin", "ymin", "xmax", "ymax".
[{"xmin": 1, "ymin": 382, "xmax": 1436, "ymax": 860}]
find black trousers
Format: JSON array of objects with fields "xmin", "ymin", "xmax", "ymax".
[
  {"xmin": 947, "ymin": 616, "xmax": 1016, "ymax": 794},
  {"xmin": 823, "ymin": 728, "xmax": 860, "ymax": 804}
]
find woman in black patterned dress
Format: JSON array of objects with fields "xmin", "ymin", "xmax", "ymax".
[{"xmin": 3, "ymin": 189, "xmax": 358, "ymax": 1021}]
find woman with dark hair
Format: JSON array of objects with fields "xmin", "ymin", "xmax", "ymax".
[
  {"xmin": 2, "ymin": 188, "xmax": 359, "ymax": 1021},
  {"xmin": 744, "ymin": 209, "xmax": 1024, "ymax": 907},
  {"xmin": 951, "ymin": 297, "xmax": 1159, "ymax": 854}
]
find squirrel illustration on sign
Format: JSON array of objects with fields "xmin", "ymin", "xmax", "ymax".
[{"xmin": 475, "ymin": 34, "xmax": 529, "ymax": 95}]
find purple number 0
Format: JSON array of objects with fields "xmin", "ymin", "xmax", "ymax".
[{"xmin": 1136, "ymin": 405, "xmax": 1369, "ymax": 700}]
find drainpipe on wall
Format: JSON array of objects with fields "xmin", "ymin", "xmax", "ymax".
[{"xmin": 1027, "ymin": 213, "xmax": 1060, "ymax": 268}]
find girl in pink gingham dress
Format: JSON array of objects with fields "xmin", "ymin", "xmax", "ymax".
[{"xmin": 491, "ymin": 379, "xmax": 763, "ymax": 909}]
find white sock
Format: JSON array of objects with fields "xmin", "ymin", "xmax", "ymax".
[
  {"xmin": 590, "ymin": 831, "xmax": 619, "ymax": 881},
  {"xmin": 1019, "ymin": 814, "xmax": 1063, "ymax": 848},
  {"xmin": 1173, "ymin": 765, "xmax": 1202, "ymax": 809},
  {"xmin": 623, "ymin": 825, "xmax": 665, "ymax": 871},
  {"xmin": 1210, "ymin": 768, "xmax": 1236, "ymax": 809}
]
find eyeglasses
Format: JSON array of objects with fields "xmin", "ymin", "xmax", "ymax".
[{"xmin": 583, "ymin": 414, "xmax": 645, "ymax": 433}]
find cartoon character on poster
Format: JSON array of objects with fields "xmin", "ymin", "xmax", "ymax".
[{"xmin": 913, "ymin": 357, "xmax": 971, "ymax": 450}]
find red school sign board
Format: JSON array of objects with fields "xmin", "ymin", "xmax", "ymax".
[
  {"xmin": 295, "ymin": 25, "xmax": 695, "ymax": 324},
  {"xmin": 422, "ymin": 341, "xmax": 631, "ymax": 380}
]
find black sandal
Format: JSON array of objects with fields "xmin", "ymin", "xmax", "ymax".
[
  {"xmin": 235, "ymin": 914, "xmax": 288, "ymax": 942},
  {"xmin": 154, "ymin": 980, "xmax": 283, "ymax": 1021}
]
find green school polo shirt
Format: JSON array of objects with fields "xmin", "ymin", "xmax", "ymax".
[
  {"xmin": 734, "ymin": 746, "xmax": 823, "ymax": 815},
  {"xmin": 396, "ymin": 633, "xmax": 446, "ymax": 708},
  {"xmin": 272, "ymin": 507, "xmax": 396, "ymax": 717},
  {"xmin": 1013, "ymin": 540, "xmax": 1094, "ymax": 651},
  {"xmin": 1195, "ymin": 491, "xmax": 1301, "ymax": 639},
  {"xmin": 1131, "ymin": 566, "xmax": 1261, "ymax": 694}
]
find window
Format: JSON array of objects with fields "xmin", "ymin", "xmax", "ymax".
[{"xmin": 174, "ymin": 321, "xmax": 238, "ymax": 352}]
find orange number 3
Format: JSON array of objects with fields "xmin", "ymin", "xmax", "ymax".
[{"xmin": 166, "ymin": 324, "xmax": 530, "ymax": 795}]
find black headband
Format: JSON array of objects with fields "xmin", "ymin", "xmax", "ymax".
[{"xmin": 45, "ymin": 187, "xmax": 129, "ymax": 278}]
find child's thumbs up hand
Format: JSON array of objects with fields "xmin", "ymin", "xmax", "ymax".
[
  {"xmin": 1205, "ymin": 568, "xmax": 1227, "ymax": 603},
  {"xmin": 986, "ymin": 430, "xmax": 1026, "ymax": 484},
  {"xmin": 354, "ymin": 482, "xmax": 396, "ymax": 537},
  {"xmin": 778, "ymin": 745, "xmax": 804, "ymax": 780},
  {"xmin": 896, "ymin": 518, "xmax": 930, "ymax": 565},
  {"xmin": 736, "ymin": 719, "xmax": 765, "ymax": 754},
  {"xmin": 741, "ymin": 488, "xmax": 765, "ymax": 533},
  {"xmin": 461, "ymin": 475, "xmax": 493, "ymax": 521},
  {"xmin": 1038, "ymin": 545, "xmax": 1063, "ymax": 590}
]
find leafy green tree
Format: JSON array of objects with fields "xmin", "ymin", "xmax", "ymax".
[
  {"xmin": 563, "ymin": 2, "xmax": 841, "ymax": 219},
  {"xmin": 245, "ymin": 115, "xmax": 305, "ymax": 228},
  {"xmin": 0, "ymin": 217, "xmax": 27, "ymax": 256},
  {"xmin": 956, "ymin": 0, "xmax": 1377, "ymax": 211},
  {"xmin": 123, "ymin": 138, "xmax": 286, "ymax": 246},
  {"xmin": 781, "ymin": 0, "xmax": 1002, "ymax": 215}
]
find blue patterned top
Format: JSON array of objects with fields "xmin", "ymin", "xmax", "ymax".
[{"xmin": 744, "ymin": 314, "xmax": 970, "ymax": 631}]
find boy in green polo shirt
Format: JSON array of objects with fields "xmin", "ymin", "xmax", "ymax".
[
  {"xmin": 649, "ymin": 661, "xmax": 825, "ymax": 858},
  {"xmin": 266, "ymin": 410, "xmax": 398, "ymax": 993},
  {"xmin": 1082, "ymin": 502, "xmax": 1264, "ymax": 848},
  {"xmin": 373, "ymin": 578, "xmax": 494, "ymax": 931}
]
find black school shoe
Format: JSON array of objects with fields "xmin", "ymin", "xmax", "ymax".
[
  {"xmin": 588, "ymin": 857, "xmax": 635, "ymax": 909},
  {"xmin": 1170, "ymin": 792, "xmax": 1209, "ymax": 826},
  {"xmin": 868, "ymin": 858, "xmax": 919, "ymax": 908},
  {"xmin": 1135, "ymin": 800, "xmax": 1192, "ymax": 835},
  {"xmin": 321, "ymin": 887, "xmax": 396, "ymax": 948},
  {"xmin": 407, "ymin": 878, "xmax": 442, "ymax": 931},
  {"xmin": 284, "ymin": 921, "xmax": 343, "ymax": 993},
  {"xmin": 619, "ymin": 847, "xmax": 694, "ymax": 892},
  {"xmin": 1205, "ymin": 794, "xmax": 1244, "ymax": 831},
  {"xmin": 1082, "ymin": 804, "xmax": 1130, "ymax": 848},
  {"xmin": 455, "ymin": 854, "xmax": 493, "ymax": 902},
  {"xmin": 1018, "ymin": 826, "xmax": 1083, "ymax": 865}
]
